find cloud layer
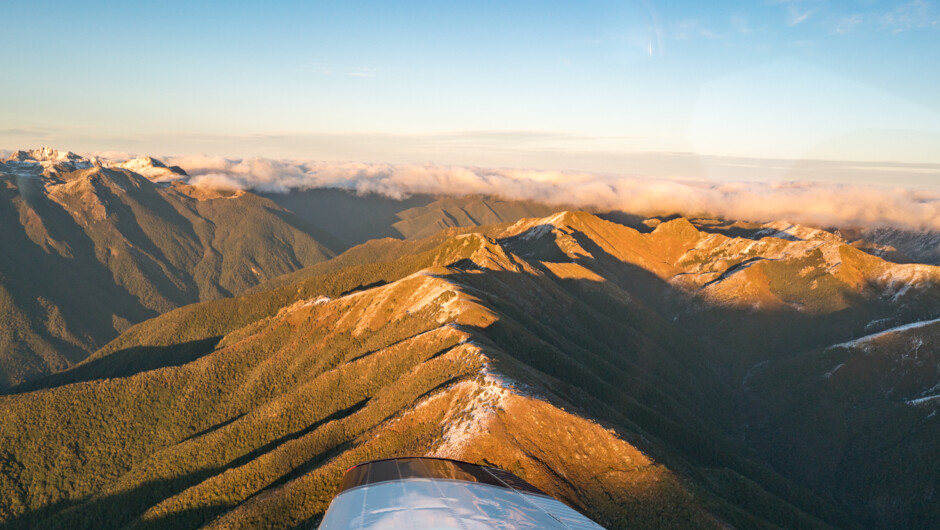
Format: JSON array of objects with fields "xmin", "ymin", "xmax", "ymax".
[{"xmin": 165, "ymin": 155, "xmax": 940, "ymax": 232}]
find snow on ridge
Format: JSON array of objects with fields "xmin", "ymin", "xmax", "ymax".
[
  {"xmin": 113, "ymin": 157, "xmax": 187, "ymax": 183},
  {"xmin": 1, "ymin": 149, "xmax": 190, "ymax": 183},
  {"xmin": 2, "ymin": 148, "xmax": 95, "ymax": 176},
  {"xmin": 755, "ymin": 221, "xmax": 842, "ymax": 243},
  {"xmin": 907, "ymin": 381, "xmax": 940, "ymax": 407},
  {"xmin": 878, "ymin": 264, "xmax": 939, "ymax": 301},
  {"xmin": 324, "ymin": 269, "xmax": 481, "ymax": 335},
  {"xmin": 425, "ymin": 328, "xmax": 546, "ymax": 458},
  {"xmin": 864, "ymin": 318, "xmax": 894, "ymax": 333},
  {"xmin": 503, "ymin": 211, "xmax": 571, "ymax": 240},
  {"xmin": 520, "ymin": 223, "xmax": 554, "ymax": 241},
  {"xmin": 428, "ymin": 353, "xmax": 527, "ymax": 458},
  {"xmin": 0, "ymin": 160, "xmax": 44, "ymax": 178},
  {"xmin": 906, "ymin": 394, "xmax": 940, "ymax": 406},
  {"xmin": 8, "ymin": 147, "xmax": 82, "ymax": 163},
  {"xmin": 828, "ymin": 317, "xmax": 940, "ymax": 350},
  {"xmin": 741, "ymin": 360, "xmax": 770, "ymax": 391},
  {"xmin": 300, "ymin": 296, "xmax": 331, "ymax": 308},
  {"xmin": 823, "ymin": 363, "xmax": 845, "ymax": 379},
  {"xmin": 425, "ymin": 379, "xmax": 503, "ymax": 458},
  {"xmin": 545, "ymin": 210, "xmax": 570, "ymax": 225}
]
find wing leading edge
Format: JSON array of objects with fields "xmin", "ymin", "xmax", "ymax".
[{"xmin": 319, "ymin": 457, "xmax": 604, "ymax": 529}]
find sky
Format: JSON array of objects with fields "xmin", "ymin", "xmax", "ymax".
[{"xmin": 2, "ymin": 0, "xmax": 939, "ymax": 187}]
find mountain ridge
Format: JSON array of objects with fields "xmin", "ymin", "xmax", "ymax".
[
  {"xmin": 6, "ymin": 209, "xmax": 938, "ymax": 527},
  {"xmin": 0, "ymin": 149, "xmax": 334, "ymax": 388},
  {"xmin": 2, "ymin": 148, "xmax": 939, "ymax": 528}
]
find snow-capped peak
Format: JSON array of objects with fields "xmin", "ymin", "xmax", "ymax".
[
  {"xmin": 113, "ymin": 156, "xmax": 188, "ymax": 182},
  {"xmin": 7, "ymin": 147, "xmax": 87, "ymax": 164},
  {"xmin": 2, "ymin": 147, "xmax": 94, "ymax": 177},
  {"xmin": 0, "ymin": 148, "xmax": 190, "ymax": 183},
  {"xmin": 117, "ymin": 156, "xmax": 167, "ymax": 171}
]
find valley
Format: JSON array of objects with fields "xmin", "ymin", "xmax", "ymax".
[{"xmin": 1, "ymin": 195, "xmax": 937, "ymax": 528}]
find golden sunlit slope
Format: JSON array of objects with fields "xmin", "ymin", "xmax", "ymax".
[
  {"xmin": 509, "ymin": 212, "xmax": 940, "ymax": 376},
  {"xmin": 0, "ymin": 151, "xmax": 333, "ymax": 389},
  {"xmin": 2, "ymin": 210, "xmax": 938, "ymax": 529}
]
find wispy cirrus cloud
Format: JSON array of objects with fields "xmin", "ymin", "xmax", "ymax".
[
  {"xmin": 879, "ymin": 0, "xmax": 940, "ymax": 32},
  {"xmin": 788, "ymin": 6, "xmax": 817, "ymax": 26},
  {"xmin": 833, "ymin": 14, "xmax": 864, "ymax": 34},
  {"xmin": 830, "ymin": 0, "xmax": 939, "ymax": 34},
  {"xmin": 768, "ymin": 0, "xmax": 822, "ymax": 26},
  {"xmin": 767, "ymin": 0, "xmax": 938, "ymax": 34}
]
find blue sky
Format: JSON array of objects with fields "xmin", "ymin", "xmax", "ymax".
[{"xmin": 2, "ymin": 0, "xmax": 939, "ymax": 177}]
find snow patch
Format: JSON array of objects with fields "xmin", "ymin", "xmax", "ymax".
[
  {"xmin": 113, "ymin": 157, "xmax": 187, "ymax": 183},
  {"xmin": 504, "ymin": 211, "xmax": 570, "ymax": 240},
  {"xmin": 403, "ymin": 277, "xmax": 461, "ymax": 315},
  {"xmin": 878, "ymin": 264, "xmax": 938, "ymax": 301},
  {"xmin": 521, "ymin": 223, "xmax": 553, "ymax": 241},
  {"xmin": 428, "ymin": 343, "xmax": 538, "ymax": 458},
  {"xmin": 545, "ymin": 210, "xmax": 570, "ymax": 226},
  {"xmin": 755, "ymin": 221, "xmax": 842, "ymax": 243},
  {"xmin": 429, "ymin": 380, "xmax": 510, "ymax": 457},
  {"xmin": 300, "ymin": 296, "xmax": 331, "ymax": 308},
  {"xmin": 742, "ymin": 360, "xmax": 770, "ymax": 391},
  {"xmin": 1, "ymin": 150, "xmax": 94, "ymax": 176},
  {"xmin": 906, "ymin": 382, "xmax": 940, "ymax": 407},
  {"xmin": 906, "ymin": 394, "xmax": 940, "ymax": 406},
  {"xmin": 276, "ymin": 295, "xmax": 336, "ymax": 316},
  {"xmin": 829, "ymin": 317, "xmax": 940, "ymax": 350},
  {"xmin": 823, "ymin": 363, "xmax": 845, "ymax": 379},
  {"xmin": 864, "ymin": 318, "xmax": 895, "ymax": 333}
]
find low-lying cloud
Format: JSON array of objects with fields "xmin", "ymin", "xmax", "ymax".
[{"xmin": 165, "ymin": 155, "xmax": 940, "ymax": 232}]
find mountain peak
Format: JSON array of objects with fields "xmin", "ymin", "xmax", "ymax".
[
  {"xmin": 652, "ymin": 217, "xmax": 700, "ymax": 238},
  {"xmin": 0, "ymin": 149, "xmax": 189, "ymax": 183},
  {"xmin": 114, "ymin": 156, "xmax": 188, "ymax": 182},
  {"xmin": 121, "ymin": 156, "xmax": 167, "ymax": 169},
  {"xmin": 755, "ymin": 220, "xmax": 843, "ymax": 243},
  {"xmin": 2, "ymin": 147, "xmax": 95, "ymax": 176},
  {"xmin": 7, "ymin": 147, "xmax": 86, "ymax": 163}
]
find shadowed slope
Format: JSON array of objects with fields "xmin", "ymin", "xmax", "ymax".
[
  {"xmin": 0, "ymin": 151, "xmax": 333, "ymax": 388},
  {"xmin": 2, "ymin": 210, "xmax": 938, "ymax": 528}
]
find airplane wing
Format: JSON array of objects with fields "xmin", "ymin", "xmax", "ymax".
[{"xmin": 319, "ymin": 456, "xmax": 605, "ymax": 529}]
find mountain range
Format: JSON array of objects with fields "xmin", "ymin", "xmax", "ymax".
[
  {"xmin": 1, "ymin": 149, "xmax": 939, "ymax": 529},
  {"xmin": 0, "ymin": 149, "xmax": 335, "ymax": 388},
  {"xmin": 0, "ymin": 149, "xmax": 555, "ymax": 389}
]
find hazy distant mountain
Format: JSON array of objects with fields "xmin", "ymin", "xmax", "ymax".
[
  {"xmin": 0, "ymin": 149, "xmax": 333, "ymax": 388},
  {"xmin": 260, "ymin": 188, "xmax": 560, "ymax": 252},
  {"xmin": 859, "ymin": 226, "xmax": 940, "ymax": 266},
  {"xmin": 3, "ymin": 210, "xmax": 937, "ymax": 528}
]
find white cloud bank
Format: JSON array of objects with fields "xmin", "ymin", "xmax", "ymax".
[{"xmin": 165, "ymin": 155, "xmax": 940, "ymax": 232}]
